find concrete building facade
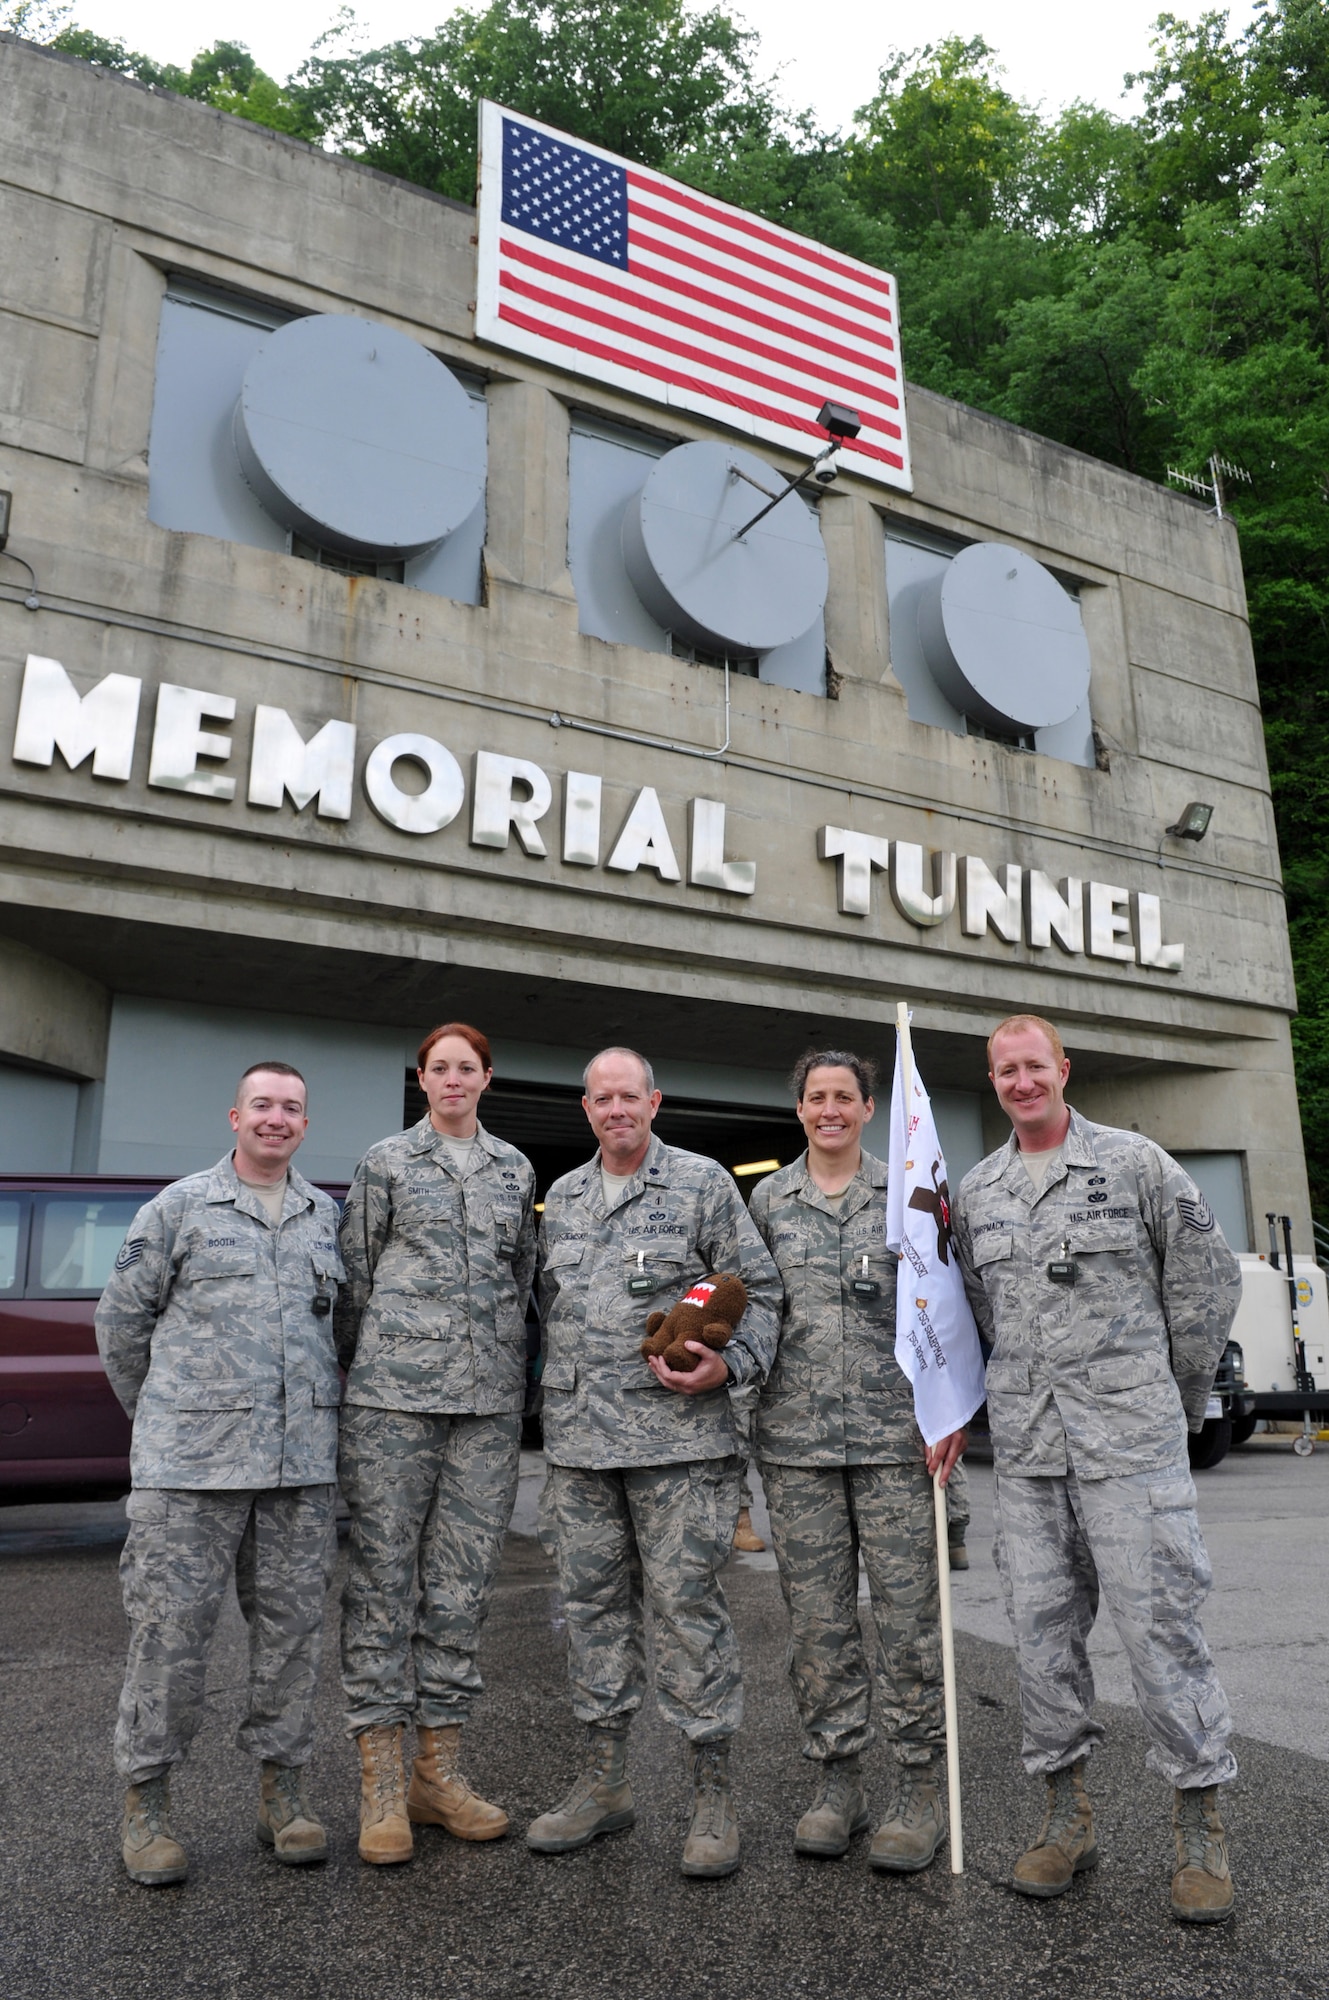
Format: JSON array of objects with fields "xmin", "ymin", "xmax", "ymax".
[{"xmin": 0, "ymin": 35, "xmax": 1307, "ymax": 1247}]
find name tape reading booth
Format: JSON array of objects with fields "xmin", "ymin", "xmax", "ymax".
[{"xmin": 0, "ymin": 36, "xmax": 1306, "ymax": 1243}]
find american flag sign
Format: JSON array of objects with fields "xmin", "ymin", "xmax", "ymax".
[{"xmin": 475, "ymin": 102, "xmax": 911, "ymax": 489}]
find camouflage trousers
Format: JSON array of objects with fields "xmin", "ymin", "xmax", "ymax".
[
  {"xmin": 761, "ymin": 1459, "xmax": 943, "ymax": 1766},
  {"xmin": 339, "ymin": 1406, "xmax": 521, "ymax": 1734},
  {"xmin": 993, "ymin": 1468, "xmax": 1237, "ymax": 1788},
  {"xmin": 114, "ymin": 1483, "xmax": 337, "ymax": 1782},
  {"xmin": 946, "ymin": 1457, "xmax": 970, "ymax": 1540},
  {"xmin": 540, "ymin": 1457, "xmax": 743, "ymax": 1743},
  {"xmin": 730, "ymin": 1383, "xmax": 758, "ymax": 1510}
]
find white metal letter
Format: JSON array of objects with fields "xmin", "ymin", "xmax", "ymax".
[
  {"xmin": 817, "ymin": 826, "xmax": 890, "ymax": 917},
  {"xmin": 1132, "ymin": 892, "xmax": 1185, "ymax": 973},
  {"xmin": 1025, "ymin": 871, "xmax": 1084, "ymax": 953},
  {"xmin": 148, "ymin": 684, "xmax": 236, "ymax": 799},
  {"xmin": 959, "ymin": 856, "xmax": 1022, "ymax": 942},
  {"xmin": 689, "ymin": 799, "xmax": 756, "ymax": 896},
  {"xmin": 248, "ymin": 706, "xmax": 355, "ymax": 819},
  {"xmin": 364, "ymin": 732, "xmax": 465, "ymax": 835},
  {"xmin": 606, "ymin": 787, "xmax": 681, "ymax": 880},
  {"xmin": 1087, "ymin": 880, "xmax": 1136, "ymax": 961},
  {"xmin": 889, "ymin": 842, "xmax": 956, "ymax": 927},
  {"xmin": 562, "ymin": 771, "xmax": 602, "ymax": 867},
  {"xmin": 470, "ymin": 751, "xmax": 552, "ymax": 856},
  {"xmin": 12, "ymin": 654, "xmax": 140, "ymax": 781}
]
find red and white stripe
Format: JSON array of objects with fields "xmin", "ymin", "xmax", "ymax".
[{"xmin": 476, "ymin": 103, "xmax": 911, "ymax": 490}]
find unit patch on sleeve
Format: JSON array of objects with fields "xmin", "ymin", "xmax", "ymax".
[{"xmin": 1177, "ymin": 1194, "xmax": 1216, "ymax": 1233}]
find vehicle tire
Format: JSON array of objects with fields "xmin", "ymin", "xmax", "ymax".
[
  {"xmin": 1188, "ymin": 1415, "xmax": 1233, "ymax": 1471},
  {"xmin": 1230, "ymin": 1412, "xmax": 1259, "ymax": 1449}
]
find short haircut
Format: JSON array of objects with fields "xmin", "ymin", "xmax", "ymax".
[
  {"xmin": 583, "ymin": 1046, "xmax": 656, "ymax": 1094},
  {"xmin": 236, "ymin": 1061, "xmax": 307, "ymax": 1106},
  {"xmin": 987, "ymin": 1014, "xmax": 1066, "ymax": 1068},
  {"xmin": 417, "ymin": 1022, "xmax": 493, "ymax": 1072},
  {"xmin": 791, "ymin": 1048, "xmax": 878, "ymax": 1103}
]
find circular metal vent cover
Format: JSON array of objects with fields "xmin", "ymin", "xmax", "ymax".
[
  {"xmin": 232, "ymin": 314, "xmax": 485, "ymax": 560},
  {"xmin": 917, "ymin": 541, "xmax": 1090, "ymax": 731},
  {"xmin": 622, "ymin": 440, "xmax": 828, "ymax": 655}
]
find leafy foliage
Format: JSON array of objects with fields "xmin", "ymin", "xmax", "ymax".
[
  {"xmin": 293, "ymin": 0, "xmax": 769, "ymax": 201},
  {"xmin": 28, "ymin": 0, "xmax": 1329, "ymax": 1203}
]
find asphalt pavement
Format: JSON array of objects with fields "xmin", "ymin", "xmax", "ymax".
[{"xmin": 3, "ymin": 1440, "xmax": 1328, "ymax": 2000}]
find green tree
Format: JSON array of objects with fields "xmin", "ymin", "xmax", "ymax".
[
  {"xmin": 1000, "ymin": 236, "xmax": 1173, "ymax": 470},
  {"xmin": 296, "ymin": 0, "xmax": 768, "ymax": 202},
  {"xmin": 1139, "ymin": 103, "xmax": 1329, "ymax": 1200},
  {"xmin": 1125, "ymin": 9, "xmax": 1266, "ymax": 239},
  {"xmin": 43, "ymin": 26, "xmax": 317, "ymax": 136},
  {"xmin": 848, "ymin": 35, "xmax": 1038, "ymax": 234}
]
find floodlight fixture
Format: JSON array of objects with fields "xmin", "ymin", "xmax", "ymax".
[
  {"xmin": 816, "ymin": 401, "xmax": 862, "ymax": 441},
  {"xmin": 1165, "ymin": 802, "xmax": 1214, "ymax": 841}
]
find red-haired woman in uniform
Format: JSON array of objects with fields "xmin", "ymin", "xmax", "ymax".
[{"xmin": 335, "ymin": 1023, "xmax": 536, "ymax": 1865}]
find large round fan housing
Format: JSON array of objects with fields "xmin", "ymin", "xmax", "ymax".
[
  {"xmin": 622, "ymin": 440, "xmax": 828, "ymax": 655},
  {"xmin": 917, "ymin": 541, "xmax": 1090, "ymax": 731},
  {"xmin": 232, "ymin": 313, "xmax": 485, "ymax": 560}
]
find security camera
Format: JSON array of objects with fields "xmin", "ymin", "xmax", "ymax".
[{"xmin": 812, "ymin": 452, "xmax": 839, "ymax": 486}]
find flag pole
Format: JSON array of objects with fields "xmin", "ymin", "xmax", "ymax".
[{"xmin": 896, "ymin": 999, "xmax": 964, "ymax": 1876}]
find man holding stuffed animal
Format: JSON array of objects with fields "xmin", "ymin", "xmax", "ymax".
[{"xmin": 529, "ymin": 1047, "xmax": 781, "ymax": 1878}]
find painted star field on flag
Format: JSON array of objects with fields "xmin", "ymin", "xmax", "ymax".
[{"xmin": 501, "ymin": 119, "xmax": 628, "ymax": 269}]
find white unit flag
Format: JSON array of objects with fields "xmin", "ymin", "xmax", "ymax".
[{"xmin": 886, "ymin": 1034, "xmax": 988, "ymax": 1447}]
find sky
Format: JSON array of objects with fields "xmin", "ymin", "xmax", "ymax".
[{"xmin": 46, "ymin": 0, "xmax": 1262, "ymax": 129}]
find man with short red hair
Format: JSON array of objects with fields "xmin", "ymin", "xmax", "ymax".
[{"xmin": 953, "ymin": 1015, "xmax": 1241, "ymax": 1924}]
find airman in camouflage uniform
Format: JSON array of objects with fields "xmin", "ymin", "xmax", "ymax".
[
  {"xmin": 750, "ymin": 1045, "xmax": 962, "ymax": 1873},
  {"xmin": 336, "ymin": 1087, "xmax": 536, "ymax": 1864},
  {"xmin": 527, "ymin": 1048, "xmax": 781, "ymax": 1878},
  {"xmin": 95, "ymin": 1063, "xmax": 343, "ymax": 1886},
  {"xmin": 953, "ymin": 1013, "xmax": 1242, "ymax": 1923}
]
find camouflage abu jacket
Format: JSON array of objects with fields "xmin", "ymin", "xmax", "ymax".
[
  {"xmin": 952, "ymin": 1109, "xmax": 1241, "ymax": 1480},
  {"xmin": 537, "ymin": 1133, "xmax": 782, "ymax": 1470},
  {"xmin": 94, "ymin": 1153, "xmax": 344, "ymax": 1490},
  {"xmin": 749, "ymin": 1148, "xmax": 922, "ymax": 1468},
  {"xmin": 336, "ymin": 1117, "xmax": 537, "ymax": 1415}
]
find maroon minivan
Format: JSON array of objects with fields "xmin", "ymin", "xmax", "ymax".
[
  {"xmin": 0, "ymin": 1173, "xmax": 356, "ymax": 1492},
  {"xmin": 0, "ymin": 1176, "xmax": 166, "ymax": 1489}
]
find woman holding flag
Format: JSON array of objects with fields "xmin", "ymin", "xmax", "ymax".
[{"xmin": 748, "ymin": 1050, "xmax": 966, "ymax": 1872}]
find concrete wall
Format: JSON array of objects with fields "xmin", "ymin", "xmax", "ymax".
[
  {"xmin": 0, "ymin": 935, "xmax": 107, "ymax": 1079},
  {"xmin": 96, "ymin": 996, "xmax": 409, "ymax": 1182},
  {"xmin": 0, "ymin": 36, "xmax": 1309, "ymax": 1235}
]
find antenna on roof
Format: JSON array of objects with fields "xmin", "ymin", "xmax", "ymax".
[{"xmin": 1166, "ymin": 453, "xmax": 1252, "ymax": 520}]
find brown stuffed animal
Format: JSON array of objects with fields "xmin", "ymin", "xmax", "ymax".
[{"xmin": 640, "ymin": 1273, "xmax": 748, "ymax": 1372}]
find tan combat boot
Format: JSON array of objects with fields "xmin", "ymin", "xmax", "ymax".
[
  {"xmin": 122, "ymin": 1772, "xmax": 188, "ymax": 1886},
  {"xmin": 356, "ymin": 1724, "xmax": 414, "ymax": 1865},
  {"xmin": 1171, "ymin": 1784, "xmax": 1234, "ymax": 1923},
  {"xmin": 732, "ymin": 1509, "xmax": 766, "ymax": 1553},
  {"xmin": 794, "ymin": 1754, "xmax": 870, "ymax": 1858},
  {"xmin": 257, "ymin": 1762, "xmax": 328, "ymax": 1864},
  {"xmin": 526, "ymin": 1726, "xmax": 635, "ymax": 1853},
  {"xmin": 407, "ymin": 1723, "xmax": 509, "ymax": 1841},
  {"xmin": 681, "ymin": 1740, "xmax": 741, "ymax": 1878},
  {"xmin": 869, "ymin": 1760, "xmax": 944, "ymax": 1872},
  {"xmin": 1011, "ymin": 1760, "xmax": 1097, "ymax": 1897}
]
